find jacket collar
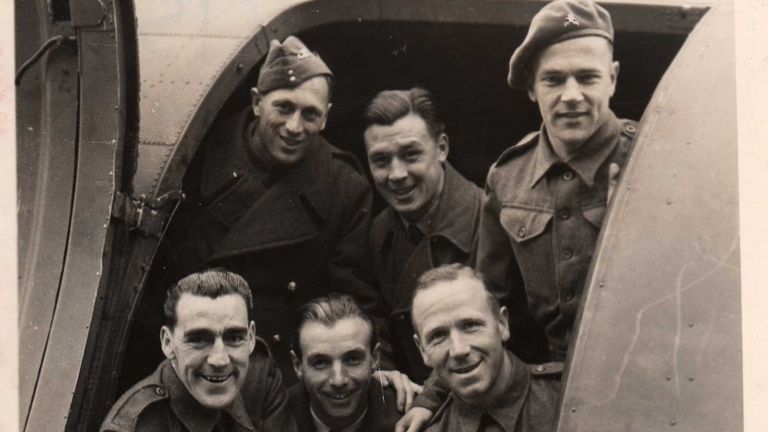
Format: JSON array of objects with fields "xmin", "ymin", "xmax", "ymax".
[
  {"xmin": 451, "ymin": 351, "xmax": 531, "ymax": 432},
  {"xmin": 201, "ymin": 108, "xmax": 333, "ymax": 220},
  {"xmin": 378, "ymin": 162, "xmax": 477, "ymax": 255},
  {"xmin": 161, "ymin": 360, "xmax": 256, "ymax": 432},
  {"xmin": 530, "ymin": 111, "xmax": 620, "ymax": 188}
]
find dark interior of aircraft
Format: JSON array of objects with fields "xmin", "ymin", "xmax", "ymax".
[{"xmin": 118, "ymin": 20, "xmax": 688, "ymax": 393}]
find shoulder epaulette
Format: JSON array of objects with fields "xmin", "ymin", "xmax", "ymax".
[
  {"xmin": 620, "ymin": 119, "xmax": 639, "ymax": 139},
  {"xmin": 102, "ymin": 379, "xmax": 169, "ymax": 431},
  {"xmin": 495, "ymin": 131, "xmax": 540, "ymax": 167},
  {"xmin": 529, "ymin": 361, "xmax": 565, "ymax": 378}
]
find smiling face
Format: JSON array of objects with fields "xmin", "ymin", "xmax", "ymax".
[
  {"xmin": 292, "ymin": 317, "xmax": 379, "ymax": 430},
  {"xmin": 364, "ymin": 113, "xmax": 448, "ymax": 222},
  {"xmin": 528, "ymin": 36, "xmax": 619, "ymax": 158},
  {"xmin": 412, "ymin": 276, "xmax": 511, "ymax": 407},
  {"xmin": 252, "ymin": 76, "xmax": 331, "ymax": 167},
  {"xmin": 160, "ymin": 293, "xmax": 255, "ymax": 410}
]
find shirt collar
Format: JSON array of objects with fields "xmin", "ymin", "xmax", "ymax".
[
  {"xmin": 310, "ymin": 406, "xmax": 368, "ymax": 432},
  {"xmin": 388, "ymin": 163, "xmax": 476, "ymax": 254},
  {"xmin": 452, "ymin": 351, "xmax": 531, "ymax": 432},
  {"xmin": 530, "ymin": 111, "xmax": 620, "ymax": 188},
  {"xmin": 162, "ymin": 360, "xmax": 256, "ymax": 432}
]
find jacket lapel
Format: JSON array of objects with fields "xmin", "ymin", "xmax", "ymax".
[{"xmin": 207, "ymin": 138, "xmax": 335, "ymax": 262}]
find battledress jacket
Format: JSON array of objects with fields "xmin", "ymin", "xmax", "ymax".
[
  {"xmin": 287, "ymin": 380, "xmax": 401, "ymax": 432},
  {"xmin": 100, "ymin": 338, "xmax": 294, "ymax": 432},
  {"xmin": 477, "ymin": 112, "xmax": 637, "ymax": 360},
  {"xmin": 369, "ymin": 162, "xmax": 481, "ymax": 381},
  {"xmin": 424, "ymin": 352, "xmax": 561, "ymax": 432},
  {"xmin": 157, "ymin": 109, "xmax": 379, "ymax": 384}
]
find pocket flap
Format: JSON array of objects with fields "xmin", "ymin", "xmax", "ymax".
[
  {"xmin": 582, "ymin": 205, "xmax": 607, "ymax": 229},
  {"xmin": 500, "ymin": 207, "xmax": 553, "ymax": 243}
]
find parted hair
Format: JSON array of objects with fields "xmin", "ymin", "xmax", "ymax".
[
  {"xmin": 163, "ymin": 268, "xmax": 253, "ymax": 328},
  {"xmin": 411, "ymin": 263, "xmax": 501, "ymax": 327},
  {"xmin": 363, "ymin": 87, "xmax": 445, "ymax": 140},
  {"xmin": 292, "ymin": 293, "xmax": 378, "ymax": 359}
]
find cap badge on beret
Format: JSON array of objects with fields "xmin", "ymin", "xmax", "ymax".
[{"xmin": 564, "ymin": 14, "xmax": 580, "ymax": 27}]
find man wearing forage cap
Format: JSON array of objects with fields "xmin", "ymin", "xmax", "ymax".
[
  {"xmin": 150, "ymin": 36, "xmax": 393, "ymax": 390},
  {"xmin": 478, "ymin": 0, "xmax": 639, "ymax": 365},
  {"xmin": 396, "ymin": 1, "xmax": 639, "ymax": 430}
]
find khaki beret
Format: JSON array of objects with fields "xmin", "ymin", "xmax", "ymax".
[
  {"xmin": 507, "ymin": 0, "xmax": 614, "ymax": 89},
  {"xmin": 257, "ymin": 36, "xmax": 333, "ymax": 94}
]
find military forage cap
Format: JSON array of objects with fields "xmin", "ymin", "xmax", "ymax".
[
  {"xmin": 257, "ymin": 35, "xmax": 333, "ymax": 94},
  {"xmin": 507, "ymin": 0, "xmax": 614, "ymax": 89}
]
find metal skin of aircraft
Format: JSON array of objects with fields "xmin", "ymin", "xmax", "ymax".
[{"xmin": 16, "ymin": 0, "xmax": 739, "ymax": 431}]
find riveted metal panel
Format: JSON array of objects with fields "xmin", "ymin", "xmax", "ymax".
[{"xmin": 558, "ymin": 2, "xmax": 740, "ymax": 431}]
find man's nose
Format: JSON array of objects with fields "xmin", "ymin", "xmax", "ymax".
[
  {"xmin": 561, "ymin": 77, "xmax": 585, "ymax": 104},
  {"xmin": 448, "ymin": 331, "xmax": 471, "ymax": 359},
  {"xmin": 388, "ymin": 159, "xmax": 408, "ymax": 183},
  {"xmin": 284, "ymin": 112, "xmax": 304, "ymax": 136},
  {"xmin": 329, "ymin": 362, "xmax": 350, "ymax": 387},
  {"xmin": 207, "ymin": 339, "xmax": 231, "ymax": 368}
]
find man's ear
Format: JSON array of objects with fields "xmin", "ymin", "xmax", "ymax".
[
  {"xmin": 290, "ymin": 350, "xmax": 303, "ymax": 380},
  {"xmin": 437, "ymin": 133, "xmax": 449, "ymax": 163},
  {"xmin": 247, "ymin": 321, "xmax": 256, "ymax": 354},
  {"xmin": 527, "ymin": 86, "xmax": 537, "ymax": 103},
  {"xmin": 319, "ymin": 103, "xmax": 333, "ymax": 131},
  {"xmin": 250, "ymin": 88, "xmax": 261, "ymax": 117},
  {"xmin": 498, "ymin": 306, "xmax": 511, "ymax": 342},
  {"xmin": 609, "ymin": 61, "xmax": 620, "ymax": 97},
  {"xmin": 371, "ymin": 342, "xmax": 382, "ymax": 370},
  {"xmin": 160, "ymin": 326, "xmax": 175, "ymax": 360},
  {"xmin": 414, "ymin": 334, "xmax": 431, "ymax": 367}
]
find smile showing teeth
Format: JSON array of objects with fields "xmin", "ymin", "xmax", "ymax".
[
  {"xmin": 202, "ymin": 374, "xmax": 231, "ymax": 383},
  {"xmin": 281, "ymin": 136, "xmax": 302, "ymax": 147},
  {"xmin": 326, "ymin": 392, "xmax": 352, "ymax": 400},
  {"xmin": 391, "ymin": 185, "xmax": 415, "ymax": 197},
  {"xmin": 451, "ymin": 361, "xmax": 481, "ymax": 375}
]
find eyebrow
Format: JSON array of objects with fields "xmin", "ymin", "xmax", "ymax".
[{"xmin": 184, "ymin": 326, "xmax": 248, "ymax": 337}]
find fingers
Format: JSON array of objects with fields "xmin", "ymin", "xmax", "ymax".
[
  {"xmin": 372, "ymin": 370, "xmax": 390, "ymax": 387},
  {"xmin": 403, "ymin": 378, "xmax": 415, "ymax": 412},
  {"xmin": 391, "ymin": 372, "xmax": 407, "ymax": 412},
  {"xmin": 608, "ymin": 162, "xmax": 620, "ymax": 203}
]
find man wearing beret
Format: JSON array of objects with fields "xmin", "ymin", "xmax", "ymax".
[
  {"xmin": 396, "ymin": 1, "xmax": 637, "ymax": 430},
  {"xmin": 101, "ymin": 269, "xmax": 294, "ymax": 432},
  {"xmin": 148, "ymin": 36, "xmax": 383, "ymax": 387},
  {"xmin": 479, "ymin": 0, "xmax": 637, "ymax": 364}
]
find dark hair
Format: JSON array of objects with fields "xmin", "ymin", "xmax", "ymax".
[
  {"xmin": 292, "ymin": 293, "xmax": 377, "ymax": 359},
  {"xmin": 411, "ymin": 263, "xmax": 501, "ymax": 331},
  {"xmin": 163, "ymin": 268, "xmax": 253, "ymax": 328},
  {"xmin": 363, "ymin": 87, "xmax": 445, "ymax": 140}
]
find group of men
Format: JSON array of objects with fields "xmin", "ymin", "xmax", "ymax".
[{"xmin": 103, "ymin": 0, "xmax": 638, "ymax": 430}]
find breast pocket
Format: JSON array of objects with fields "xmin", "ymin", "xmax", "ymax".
[{"xmin": 500, "ymin": 206, "xmax": 553, "ymax": 244}]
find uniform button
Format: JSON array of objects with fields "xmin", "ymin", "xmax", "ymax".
[
  {"xmin": 535, "ymin": 365, "xmax": 545, "ymax": 372},
  {"xmin": 289, "ymin": 76, "xmax": 296, "ymax": 82},
  {"xmin": 563, "ymin": 171, "xmax": 573, "ymax": 180},
  {"xmin": 563, "ymin": 291, "xmax": 574, "ymax": 301},
  {"xmin": 559, "ymin": 209, "xmax": 571, "ymax": 220},
  {"xmin": 562, "ymin": 249, "xmax": 573, "ymax": 260},
  {"xmin": 272, "ymin": 334, "xmax": 282, "ymax": 344},
  {"xmin": 517, "ymin": 226, "xmax": 527, "ymax": 238},
  {"xmin": 287, "ymin": 281, "xmax": 297, "ymax": 292},
  {"xmin": 154, "ymin": 387, "xmax": 166, "ymax": 396}
]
